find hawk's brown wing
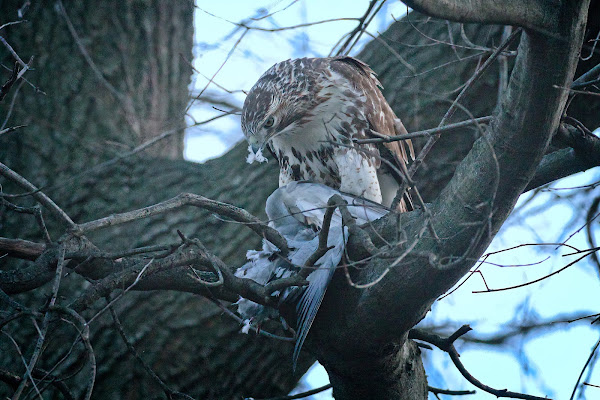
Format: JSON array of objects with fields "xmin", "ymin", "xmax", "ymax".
[{"xmin": 330, "ymin": 56, "xmax": 415, "ymax": 211}]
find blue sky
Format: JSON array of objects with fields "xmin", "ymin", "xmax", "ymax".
[{"xmin": 189, "ymin": 2, "xmax": 600, "ymax": 399}]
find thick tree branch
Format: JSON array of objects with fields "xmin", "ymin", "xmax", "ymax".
[
  {"xmin": 0, "ymin": 237, "xmax": 45, "ymax": 260},
  {"xmin": 310, "ymin": 4, "xmax": 591, "ymax": 399},
  {"xmin": 402, "ymin": 0, "xmax": 557, "ymax": 33}
]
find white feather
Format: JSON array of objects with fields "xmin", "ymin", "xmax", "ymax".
[{"xmin": 246, "ymin": 144, "xmax": 268, "ymax": 164}]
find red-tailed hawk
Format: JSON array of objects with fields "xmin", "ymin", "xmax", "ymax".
[{"xmin": 241, "ymin": 56, "xmax": 414, "ymax": 211}]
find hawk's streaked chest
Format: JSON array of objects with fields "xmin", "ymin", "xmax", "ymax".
[{"xmin": 269, "ymin": 83, "xmax": 382, "ymax": 202}]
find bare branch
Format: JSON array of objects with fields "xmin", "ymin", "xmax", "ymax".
[
  {"xmin": 0, "ymin": 124, "xmax": 26, "ymax": 136},
  {"xmin": 0, "ymin": 62, "xmax": 19, "ymax": 102},
  {"xmin": 354, "ymin": 116, "xmax": 492, "ymax": 145},
  {"xmin": 428, "ymin": 386, "xmax": 475, "ymax": 396},
  {"xmin": 0, "ymin": 36, "xmax": 28, "ymax": 68},
  {"xmin": 0, "ymin": 367, "xmax": 75, "ymax": 400},
  {"xmin": 109, "ymin": 307, "xmax": 196, "ymax": 400},
  {"xmin": 407, "ymin": 28, "xmax": 521, "ymax": 180},
  {"xmin": 571, "ymin": 337, "xmax": 600, "ymax": 399},
  {"xmin": 572, "ymin": 61, "xmax": 600, "ymax": 89},
  {"xmin": 76, "ymin": 192, "xmax": 289, "ymax": 256},
  {"xmin": 472, "ymin": 248, "xmax": 597, "ymax": 293},
  {"xmin": 0, "ymin": 161, "xmax": 76, "ymax": 228},
  {"xmin": 47, "ymin": 306, "xmax": 96, "ymax": 400},
  {"xmin": 198, "ymin": 6, "xmax": 360, "ymax": 33},
  {"xmin": 410, "ymin": 326, "xmax": 548, "ymax": 400},
  {"xmin": 11, "ymin": 245, "xmax": 67, "ymax": 400},
  {"xmin": 252, "ymin": 383, "xmax": 333, "ymax": 400},
  {"xmin": 0, "ymin": 237, "xmax": 45, "ymax": 260},
  {"xmin": 335, "ymin": 0, "xmax": 384, "ymax": 56}
]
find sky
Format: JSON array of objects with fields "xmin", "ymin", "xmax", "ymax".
[{"xmin": 190, "ymin": 2, "xmax": 600, "ymax": 399}]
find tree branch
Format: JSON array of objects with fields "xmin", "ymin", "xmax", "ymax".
[
  {"xmin": 76, "ymin": 192, "xmax": 289, "ymax": 256},
  {"xmin": 0, "ymin": 161, "xmax": 76, "ymax": 228},
  {"xmin": 309, "ymin": 5, "xmax": 591, "ymax": 398},
  {"xmin": 410, "ymin": 326, "xmax": 548, "ymax": 400},
  {"xmin": 402, "ymin": 0, "xmax": 557, "ymax": 33},
  {"xmin": 0, "ymin": 237, "xmax": 45, "ymax": 260},
  {"xmin": 526, "ymin": 122, "xmax": 600, "ymax": 191}
]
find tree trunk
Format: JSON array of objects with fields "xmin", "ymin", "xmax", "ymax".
[
  {"xmin": 1, "ymin": 2, "xmax": 306, "ymax": 399},
  {"xmin": 1, "ymin": 3, "xmax": 599, "ymax": 400}
]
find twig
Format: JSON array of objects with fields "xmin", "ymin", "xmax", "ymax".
[
  {"xmin": 47, "ymin": 306, "xmax": 96, "ymax": 400},
  {"xmin": 428, "ymin": 386, "xmax": 475, "ymax": 396},
  {"xmin": 572, "ymin": 62, "xmax": 600, "ymax": 89},
  {"xmin": 0, "ymin": 36, "xmax": 28, "ymax": 68},
  {"xmin": 0, "ymin": 124, "xmax": 26, "ymax": 136},
  {"xmin": 2, "ymin": 331, "xmax": 43, "ymax": 399},
  {"xmin": 570, "ymin": 336, "xmax": 600, "ymax": 400},
  {"xmin": 0, "ymin": 367, "xmax": 75, "ymax": 400},
  {"xmin": 109, "ymin": 306, "xmax": 196, "ymax": 400},
  {"xmin": 587, "ymin": 198, "xmax": 600, "ymax": 273},
  {"xmin": 0, "ymin": 62, "xmax": 19, "ymax": 102},
  {"xmin": 0, "ymin": 20, "xmax": 27, "ymax": 31},
  {"xmin": 407, "ymin": 29, "xmax": 521, "ymax": 180},
  {"xmin": 472, "ymin": 249, "xmax": 595, "ymax": 293},
  {"xmin": 344, "ymin": 221, "xmax": 427, "ymax": 289},
  {"xmin": 0, "ymin": 162, "xmax": 76, "ymax": 228},
  {"xmin": 177, "ymin": 232, "xmax": 224, "ymax": 287},
  {"xmin": 555, "ymin": 85, "xmax": 600, "ymax": 97},
  {"xmin": 199, "ymin": 7, "xmax": 359, "ymax": 33},
  {"xmin": 251, "ymin": 384, "xmax": 333, "ymax": 400},
  {"xmin": 189, "ymin": 27, "xmax": 248, "ymax": 112},
  {"xmin": 409, "ymin": 325, "xmax": 550, "ymax": 400},
  {"xmin": 0, "ymin": 63, "xmax": 44, "ymax": 94},
  {"xmin": 335, "ymin": 0, "xmax": 382, "ymax": 55},
  {"xmin": 207, "ymin": 297, "xmax": 294, "ymax": 342},
  {"xmin": 1, "ymin": 78, "xmax": 24, "ymax": 130},
  {"xmin": 0, "ymin": 199, "xmax": 51, "ymax": 243},
  {"xmin": 354, "ymin": 116, "xmax": 492, "ymax": 145},
  {"xmin": 11, "ymin": 244, "xmax": 67, "ymax": 400},
  {"xmin": 301, "ymin": 195, "xmax": 339, "ymax": 276},
  {"xmin": 87, "ymin": 258, "xmax": 154, "ymax": 324}
]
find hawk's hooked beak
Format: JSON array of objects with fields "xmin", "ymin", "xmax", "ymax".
[
  {"xmin": 246, "ymin": 134, "xmax": 269, "ymax": 164},
  {"xmin": 248, "ymin": 135, "xmax": 264, "ymax": 153}
]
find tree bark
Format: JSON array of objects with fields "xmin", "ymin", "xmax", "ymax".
[
  {"xmin": 308, "ymin": 2, "xmax": 593, "ymax": 399},
  {"xmin": 1, "ymin": 2, "xmax": 599, "ymax": 400},
  {"xmin": 1, "ymin": 2, "xmax": 306, "ymax": 399}
]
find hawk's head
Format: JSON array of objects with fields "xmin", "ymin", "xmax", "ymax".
[{"xmin": 241, "ymin": 58, "xmax": 324, "ymax": 157}]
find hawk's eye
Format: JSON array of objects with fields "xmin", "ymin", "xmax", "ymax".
[{"xmin": 264, "ymin": 116, "xmax": 275, "ymax": 128}]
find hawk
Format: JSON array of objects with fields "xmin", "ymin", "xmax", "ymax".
[{"xmin": 241, "ymin": 56, "xmax": 414, "ymax": 211}]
